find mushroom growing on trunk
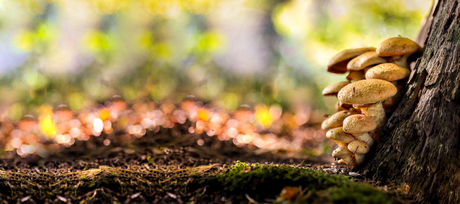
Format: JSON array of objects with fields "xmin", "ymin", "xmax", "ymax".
[
  {"xmin": 346, "ymin": 51, "xmax": 387, "ymax": 81},
  {"xmin": 365, "ymin": 63, "xmax": 411, "ymax": 112},
  {"xmin": 376, "ymin": 37, "xmax": 421, "ymax": 68},
  {"xmin": 322, "ymin": 81, "xmax": 353, "ymax": 111},
  {"xmin": 327, "ymin": 47, "xmax": 376, "ymax": 74},
  {"xmin": 337, "ymin": 79, "xmax": 397, "ymax": 140}
]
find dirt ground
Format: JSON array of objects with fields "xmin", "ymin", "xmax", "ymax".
[{"xmin": 0, "ymin": 117, "xmax": 411, "ymax": 204}]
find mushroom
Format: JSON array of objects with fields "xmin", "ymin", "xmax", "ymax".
[
  {"xmin": 322, "ymin": 81, "xmax": 353, "ymax": 111},
  {"xmin": 337, "ymin": 79, "xmax": 397, "ymax": 140},
  {"xmin": 332, "ymin": 146, "xmax": 356, "ymax": 167},
  {"xmin": 342, "ymin": 114, "xmax": 376, "ymax": 146},
  {"xmin": 365, "ymin": 63, "xmax": 411, "ymax": 81},
  {"xmin": 376, "ymin": 37, "xmax": 421, "ymax": 68},
  {"xmin": 346, "ymin": 51, "xmax": 387, "ymax": 81},
  {"xmin": 322, "ymin": 81, "xmax": 351, "ymax": 96},
  {"xmin": 348, "ymin": 140, "xmax": 370, "ymax": 154},
  {"xmin": 327, "ymin": 47, "xmax": 376, "ymax": 74},
  {"xmin": 327, "ymin": 129, "xmax": 360, "ymax": 167},
  {"xmin": 365, "ymin": 63, "xmax": 411, "ymax": 112},
  {"xmin": 345, "ymin": 140, "xmax": 370, "ymax": 166},
  {"xmin": 321, "ymin": 110, "xmax": 359, "ymax": 130},
  {"xmin": 326, "ymin": 127, "xmax": 356, "ymax": 147}
]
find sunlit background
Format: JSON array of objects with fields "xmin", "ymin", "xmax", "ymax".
[{"xmin": 0, "ymin": 0, "xmax": 431, "ymax": 157}]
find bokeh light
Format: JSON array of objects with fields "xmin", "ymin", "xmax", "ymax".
[{"xmin": 0, "ymin": 0, "xmax": 431, "ymax": 157}]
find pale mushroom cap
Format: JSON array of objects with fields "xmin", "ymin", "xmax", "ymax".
[
  {"xmin": 376, "ymin": 37, "xmax": 421, "ymax": 57},
  {"xmin": 322, "ymin": 81, "xmax": 351, "ymax": 96},
  {"xmin": 348, "ymin": 140, "xmax": 370, "ymax": 154},
  {"xmin": 347, "ymin": 51, "xmax": 387, "ymax": 71},
  {"xmin": 365, "ymin": 63, "xmax": 411, "ymax": 81},
  {"xmin": 321, "ymin": 110, "xmax": 358, "ymax": 130},
  {"xmin": 327, "ymin": 47, "xmax": 376, "ymax": 74},
  {"xmin": 342, "ymin": 114, "xmax": 377, "ymax": 134},
  {"xmin": 338, "ymin": 79, "xmax": 397, "ymax": 104},
  {"xmin": 332, "ymin": 146, "xmax": 353, "ymax": 157},
  {"xmin": 326, "ymin": 127, "xmax": 356, "ymax": 143}
]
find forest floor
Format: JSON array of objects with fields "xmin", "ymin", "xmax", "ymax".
[{"xmin": 0, "ymin": 120, "xmax": 413, "ymax": 204}]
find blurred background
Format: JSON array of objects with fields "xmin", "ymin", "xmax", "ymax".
[{"xmin": 0, "ymin": 0, "xmax": 431, "ymax": 157}]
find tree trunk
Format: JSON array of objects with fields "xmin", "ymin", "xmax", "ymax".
[{"xmin": 361, "ymin": 0, "xmax": 460, "ymax": 203}]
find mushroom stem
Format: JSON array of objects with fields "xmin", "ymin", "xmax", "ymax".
[
  {"xmin": 354, "ymin": 154, "xmax": 365, "ymax": 165},
  {"xmin": 360, "ymin": 103, "xmax": 386, "ymax": 140},
  {"xmin": 346, "ymin": 71, "xmax": 365, "ymax": 82},
  {"xmin": 335, "ymin": 141, "xmax": 349, "ymax": 148},
  {"xmin": 383, "ymin": 81, "xmax": 405, "ymax": 113},
  {"xmin": 389, "ymin": 54, "xmax": 410, "ymax": 68}
]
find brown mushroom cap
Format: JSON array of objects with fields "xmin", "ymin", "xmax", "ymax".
[
  {"xmin": 347, "ymin": 51, "xmax": 387, "ymax": 71},
  {"xmin": 365, "ymin": 63, "xmax": 411, "ymax": 81},
  {"xmin": 322, "ymin": 81, "xmax": 351, "ymax": 96},
  {"xmin": 321, "ymin": 110, "xmax": 358, "ymax": 130},
  {"xmin": 342, "ymin": 114, "xmax": 377, "ymax": 134},
  {"xmin": 327, "ymin": 47, "xmax": 376, "ymax": 74},
  {"xmin": 326, "ymin": 127, "xmax": 356, "ymax": 144},
  {"xmin": 376, "ymin": 37, "xmax": 421, "ymax": 57},
  {"xmin": 338, "ymin": 79, "xmax": 397, "ymax": 105},
  {"xmin": 348, "ymin": 140, "xmax": 370, "ymax": 154}
]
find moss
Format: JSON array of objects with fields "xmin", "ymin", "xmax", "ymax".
[{"xmin": 199, "ymin": 161, "xmax": 391, "ymax": 204}]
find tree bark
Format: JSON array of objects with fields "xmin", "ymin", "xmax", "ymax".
[{"xmin": 361, "ymin": 1, "xmax": 460, "ymax": 203}]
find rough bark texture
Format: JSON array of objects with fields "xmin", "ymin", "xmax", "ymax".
[{"xmin": 362, "ymin": 1, "xmax": 460, "ymax": 203}]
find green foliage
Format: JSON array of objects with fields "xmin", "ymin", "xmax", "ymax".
[
  {"xmin": 201, "ymin": 161, "xmax": 391, "ymax": 203},
  {"xmin": 0, "ymin": 0, "xmax": 431, "ymax": 116}
]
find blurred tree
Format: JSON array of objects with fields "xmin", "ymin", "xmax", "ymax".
[{"xmin": 362, "ymin": 1, "xmax": 460, "ymax": 203}]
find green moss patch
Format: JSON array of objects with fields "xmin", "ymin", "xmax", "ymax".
[{"xmin": 194, "ymin": 161, "xmax": 391, "ymax": 203}]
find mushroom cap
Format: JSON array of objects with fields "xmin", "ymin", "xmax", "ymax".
[
  {"xmin": 332, "ymin": 146, "xmax": 353, "ymax": 157},
  {"xmin": 338, "ymin": 79, "xmax": 397, "ymax": 104},
  {"xmin": 322, "ymin": 81, "xmax": 351, "ymax": 96},
  {"xmin": 342, "ymin": 114, "xmax": 377, "ymax": 134},
  {"xmin": 365, "ymin": 63, "xmax": 411, "ymax": 81},
  {"xmin": 348, "ymin": 140, "xmax": 370, "ymax": 154},
  {"xmin": 327, "ymin": 47, "xmax": 376, "ymax": 74},
  {"xmin": 326, "ymin": 127, "xmax": 356, "ymax": 143},
  {"xmin": 376, "ymin": 37, "xmax": 421, "ymax": 57},
  {"xmin": 321, "ymin": 110, "xmax": 358, "ymax": 130},
  {"xmin": 347, "ymin": 51, "xmax": 387, "ymax": 71}
]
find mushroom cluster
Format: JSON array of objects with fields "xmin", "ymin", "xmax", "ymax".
[{"xmin": 321, "ymin": 37, "xmax": 421, "ymax": 168}]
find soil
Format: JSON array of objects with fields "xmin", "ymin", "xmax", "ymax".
[{"xmin": 0, "ymin": 119, "xmax": 410, "ymax": 203}]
